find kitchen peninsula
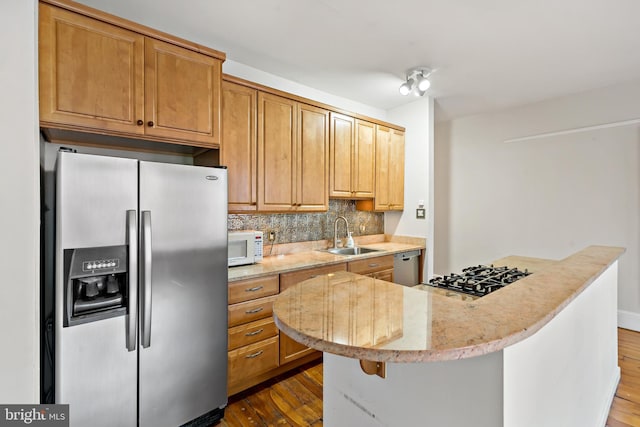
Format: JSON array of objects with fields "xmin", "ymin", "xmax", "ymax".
[
  {"xmin": 273, "ymin": 246, "xmax": 625, "ymax": 427},
  {"xmin": 226, "ymin": 235, "xmax": 425, "ymax": 395}
]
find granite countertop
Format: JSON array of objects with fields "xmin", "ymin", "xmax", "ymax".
[
  {"xmin": 272, "ymin": 245, "xmax": 625, "ymax": 363},
  {"xmin": 228, "ymin": 240, "xmax": 424, "ymax": 282}
]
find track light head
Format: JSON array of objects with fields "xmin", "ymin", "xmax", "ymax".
[
  {"xmin": 399, "ymin": 78, "xmax": 415, "ymax": 95},
  {"xmin": 416, "ymin": 73, "xmax": 431, "ymax": 91},
  {"xmin": 399, "ymin": 67, "xmax": 433, "ymax": 97}
]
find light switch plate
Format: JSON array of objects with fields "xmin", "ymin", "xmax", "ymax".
[{"xmin": 416, "ymin": 208, "xmax": 426, "ymax": 219}]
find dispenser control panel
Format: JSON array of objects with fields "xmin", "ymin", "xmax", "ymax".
[{"xmin": 82, "ymin": 259, "xmax": 120, "ymax": 271}]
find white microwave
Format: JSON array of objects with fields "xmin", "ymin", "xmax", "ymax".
[{"xmin": 228, "ymin": 230, "xmax": 264, "ymax": 267}]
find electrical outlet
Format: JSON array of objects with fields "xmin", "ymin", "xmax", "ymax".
[{"xmin": 268, "ymin": 230, "xmax": 276, "ymax": 242}]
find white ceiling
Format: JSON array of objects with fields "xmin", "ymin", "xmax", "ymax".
[{"xmin": 75, "ymin": 0, "xmax": 640, "ymax": 121}]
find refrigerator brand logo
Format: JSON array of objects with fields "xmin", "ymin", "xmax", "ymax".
[
  {"xmin": 205, "ymin": 175, "xmax": 219, "ymax": 181},
  {"xmin": 0, "ymin": 405, "xmax": 68, "ymax": 426}
]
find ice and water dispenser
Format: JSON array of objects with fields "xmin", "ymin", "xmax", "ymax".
[{"xmin": 63, "ymin": 245, "xmax": 128, "ymax": 326}]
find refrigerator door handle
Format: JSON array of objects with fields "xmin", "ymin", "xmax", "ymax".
[
  {"xmin": 126, "ymin": 210, "xmax": 138, "ymax": 351},
  {"xmin": 141, "ymin": 210, "xmax": 152, "ymax": 348}
]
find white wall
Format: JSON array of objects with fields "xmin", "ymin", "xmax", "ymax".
[
  {"xmin": 0, "ymin": 0, "xmax": 40, "ymax": 402},
  {"xmin": 386, "ymin": 97, "xmax": 434, "ymax": 279},
  {"xmin": 435, "ymin": 80, "xmax": 640, "ymax": 326},
  {"xmin": 224, "ymin": 60, "xmax": 387, "ymax": 121}
]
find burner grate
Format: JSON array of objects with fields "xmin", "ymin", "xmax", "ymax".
[{"xmin": 426, "ymin": 265, "xmax": 531, "ymax": 297}]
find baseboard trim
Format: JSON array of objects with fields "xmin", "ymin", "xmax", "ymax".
[
  {"xmin": 598, "ymin": 366, "xmax": 620, "ymax": 427},
  {"xmin": 618, "ymin": 310, "xmax": 640, "ymax": 332}
]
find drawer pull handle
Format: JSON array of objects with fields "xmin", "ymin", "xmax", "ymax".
[
  {"xmin": 245, "ymin": 307, "xmax": 264, "ymax": 314},
  {"xmin": 245, "ymin": 285, "xmax": 264, "ymax": 292},
  {"xmin": 245, "ymin": 328, "xmax": 264, "ymax": 337},
  {"xmin": 245, "ymin": 350, "xmax": 264, "ymax": 359},
  {"xmin": 368, "ymin": 263, "xmax": 379, "ymax": 267},
  {"xmin": 309, "ymin": 275, "xmax": 319, "ymax": 279}
]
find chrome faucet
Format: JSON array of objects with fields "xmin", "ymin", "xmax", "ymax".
[{"xmin": 333, "ymin": 216, "xmax": 350, "ymax": 248}]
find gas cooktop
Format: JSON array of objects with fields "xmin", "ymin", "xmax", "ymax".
[{"xmin": 425, "ymin": 265, "xmax": 531, "ymax": 298}]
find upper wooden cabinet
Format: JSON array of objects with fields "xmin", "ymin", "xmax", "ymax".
[
  {"xmin": 221, "ymin": 80, "xmax": 257, "ymax": 212},
  {"xmin": 357, "ymin": 126, "xmax": 405, "ymax": 211},
  {"xmin": 144, "ymin": 38, "xmax": 221, "ymax": 145},
  {"xmin": 388, "ymin": 128, "xmax": 406, "ymax": 210},
  {"xmin": 219, "ymin": 75, "xmax": 405, "ymax": 213},
  {"xmin": 38, "ymin": 1, "xmax": 224, "ymax": 148},
  {"xmin": 39, "ymin": 4, "xmax": 145, "ymax": 135},
  {"xmin": 329, "ymin": 114, "xmax": 375, "ymax": 199},
  {"xmin": 257, "ymin": 92, "xmax": 329, "ymax": 212}
]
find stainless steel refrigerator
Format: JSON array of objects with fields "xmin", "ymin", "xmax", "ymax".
[{"xmin": 53, "ymin": 151, "xmax": 227, "ymax": 426}]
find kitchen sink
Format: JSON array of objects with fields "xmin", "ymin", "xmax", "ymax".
[{"xmin": 327, "ymin": 247, "xmax": 381, "ymax": 256}]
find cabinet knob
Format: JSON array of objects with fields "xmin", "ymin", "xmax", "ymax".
[
  {"xmin": 147, "ymin": 121, "xmax": 154, "ymax": 127},
  {"xmin": 137, "ymin": 120, "xmax": 143, "ymax": 126}
]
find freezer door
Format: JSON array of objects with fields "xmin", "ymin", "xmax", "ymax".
[
  {"xmin": 138, "ymin": 162, "xmax": 228, "ymax": 427},
  {"xmin": 55, "ymin": 152, "xmax": 138, "ymax": 427}
]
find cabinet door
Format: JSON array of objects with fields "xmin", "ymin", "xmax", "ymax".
[
  {"xmin": 279, "ymin": 263, "xmax": 346, "ymax": 364},
  {"xmin": 257, "ymin": 93, "xmax": 297, "ymax": 211},
  {"xmin": 373, "ymin": 269, "xmax": 394, "ymax": 283},
  {"xmin": 354, "ymin": 120, "xmax": 376, "ymax": 198},
  {"xmin": 389, "ymin": 129, "xmax": 405, "ymax": 210},
  {"xmin": 374, "ymin": 125, "xmax": 392, "ymax": 210},
  {"xmin": 329, "ymin": 113, "xmax": 355, "ymax": 198},
  {"xmin": 297, "ymin": 104, "xmax": 329, "ymax": 211},
  {"xmin": 144, "ymin": 38, "xmax": 221, "ymax": 146},
  {"xmin": 221, "ymin": 81, "xmax": 258, "ymax": 212},
  {"xmin": 39, "ymin": 3, "xmax": 144, "ymax": 134}
]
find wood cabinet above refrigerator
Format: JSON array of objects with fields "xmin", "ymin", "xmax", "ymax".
[{"xmin": 38, "ymin": 0, "xmax": 224, "ymax": 150}]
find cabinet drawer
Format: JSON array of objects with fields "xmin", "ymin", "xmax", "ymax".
[
  {"xmin": 229, "ymin": 275, "xmax": 279, "ymax": 304},
  {"xmin": 280, "ymin": 263, "xmax": 347, "ymax": 292},
  {"xmin": 228, "ymin": 336, "xmax": 279, "ymax": 385},
  {"xmin": 348, "ymin": 255, "xmax": 394, "ymax": 275},
  {"xmin": 228, "ymin": 295, "xmax": 275, "ymax": 327},
  {"xmin": 228, "ymin": 317, "xmax": 278, "ymax": 350}
]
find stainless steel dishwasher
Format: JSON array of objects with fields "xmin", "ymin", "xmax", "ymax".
[{"xmin": 393, "ymin": 250, "xmax": 421, "ymax": 286}]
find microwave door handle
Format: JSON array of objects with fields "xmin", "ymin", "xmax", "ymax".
[
  {"xmin": 126, "ymin": 210, "xmax": 138, "ymax": 351},
  {"xmin": 141, "ymin": 210, "xmax": 152, "ymax": 348}
]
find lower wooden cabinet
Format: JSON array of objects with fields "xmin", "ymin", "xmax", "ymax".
[
  {"xmin": 348, "ymin": 254, "xmax": 394, "ymax": 283},
  {"xmin": 228, "ymin": 295, "xmax": 276, "ymax": 327},
  {"xmin": 228, "ymin": 317, "xmax": 278, "ymax": 350},
  {"xmin": 279, "ymin": 263, "xmax": 346, "ymax": 364},
  {"xmin": 228, "ymin": 270, "xmax": 333, "ymax": 396},
  {"xmin": 279, "ymin": 334, "xmax": 315, "ymax": 365},
  {"xmin": 372, "ymin": 268, "xmax": 394, "ymax": 282},
  {"xmin": 280, "ymin": 263, "xmax": 347, "ymax": 292},
  {"xmin": 228, "ymin": 336, "xmax": 279, "ymax": 385}
]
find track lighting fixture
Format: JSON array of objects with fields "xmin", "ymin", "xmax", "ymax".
[{"xmin": 399, "ymin": 68, "xmax": 432, "ymax": 96}]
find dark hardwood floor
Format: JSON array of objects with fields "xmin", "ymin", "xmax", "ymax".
[
  {"xmin": 219, "ymin": 361, "xmax": 323, "ymax": 426},
  {"xmin": 218, "ymin": 328, "xmax": 640, "ymax": 426}
]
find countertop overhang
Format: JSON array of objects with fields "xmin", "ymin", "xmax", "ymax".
[{"xmin": 272, "ymin": 245, "xmax": 625, "ymax": 362}]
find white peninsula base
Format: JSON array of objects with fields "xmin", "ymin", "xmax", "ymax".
[{"xmin": 324, "ymin": 262, "xmax": 619, "ymax": 427}]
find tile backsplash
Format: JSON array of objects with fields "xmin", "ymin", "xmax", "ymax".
[{"xmin": 228, "ymin": 200, "xmax": 383, "ymax": 244}]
